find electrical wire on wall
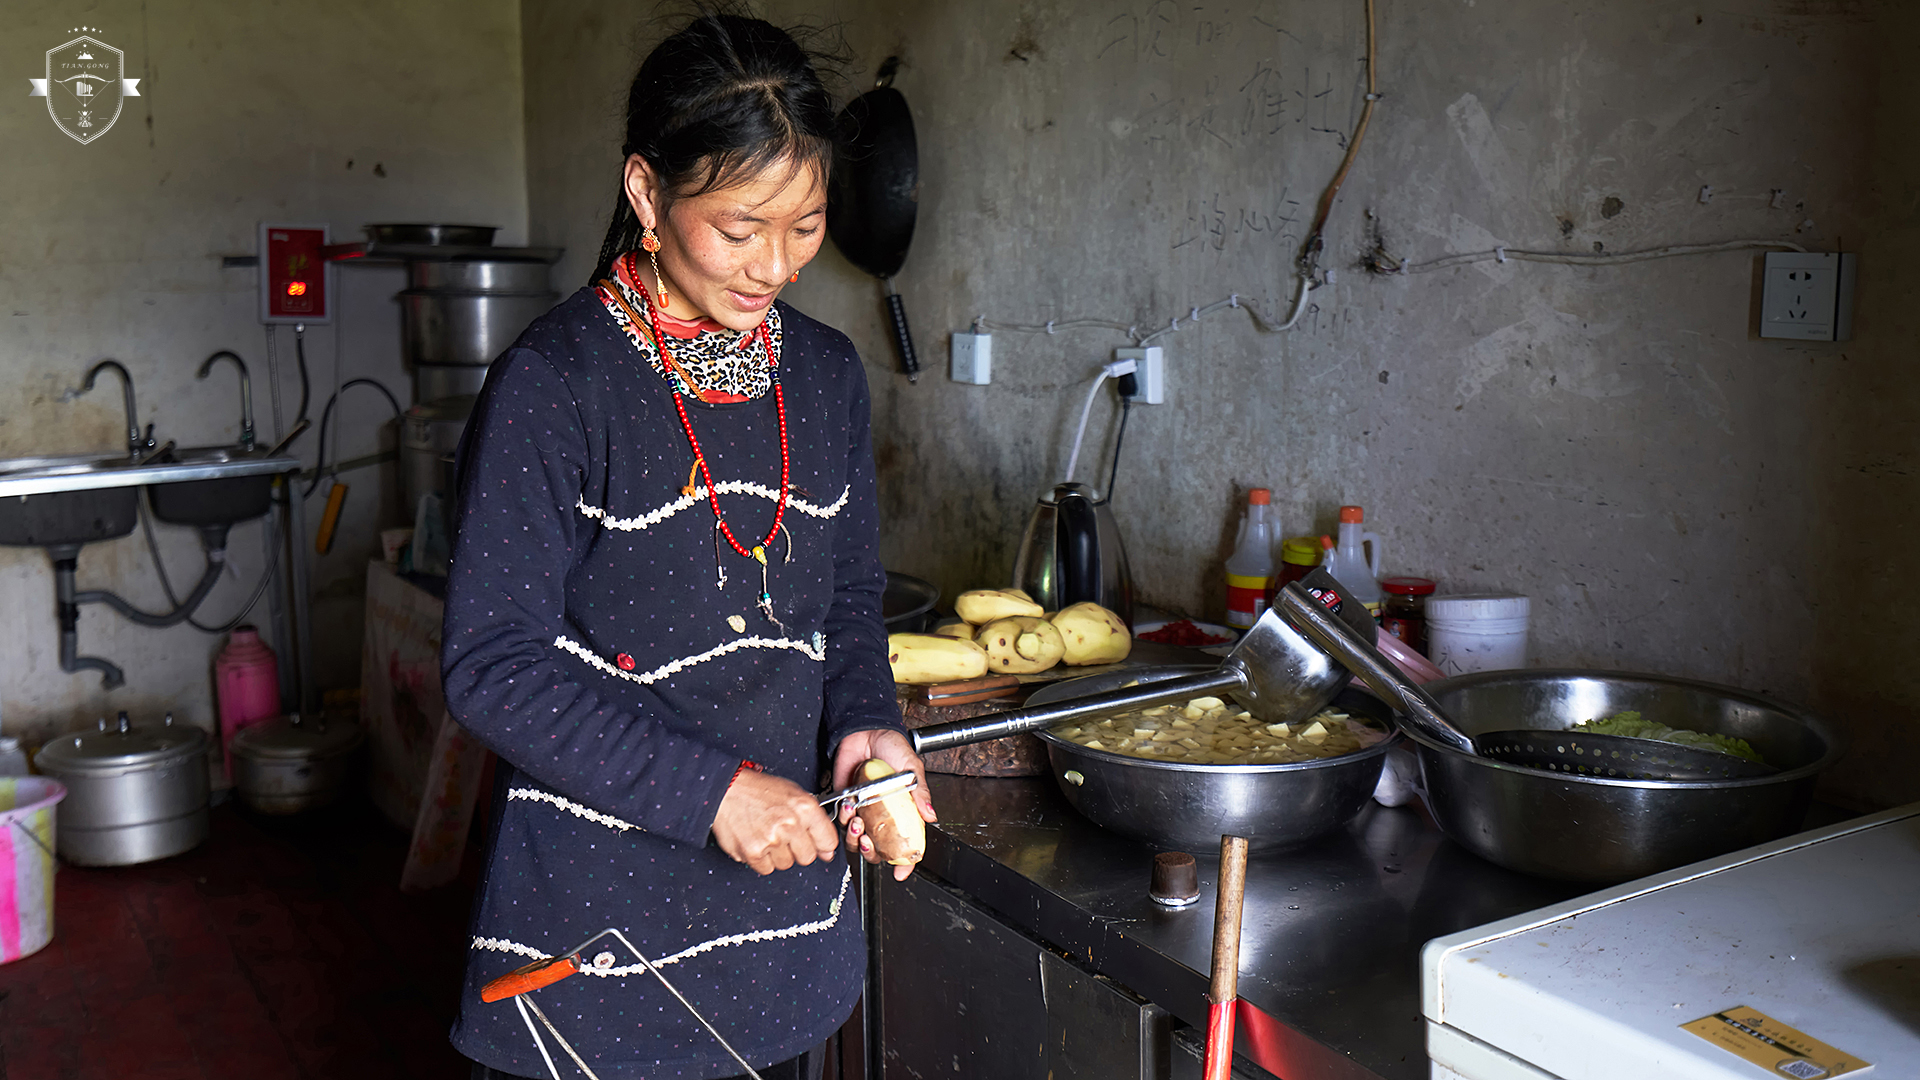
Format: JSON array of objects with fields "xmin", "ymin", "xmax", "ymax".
[
  {"xmin": 970, "ymin": 0, "xmax": 1811, "ymax": 351},
  {"xmin": 975, "ymin": 0, "xmax": 1381, "ymax": 347}
]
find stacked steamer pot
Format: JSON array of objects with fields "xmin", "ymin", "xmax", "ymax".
[{"xmin": 376, "ymin": 225, "xmax": 559, "ymax": 537}]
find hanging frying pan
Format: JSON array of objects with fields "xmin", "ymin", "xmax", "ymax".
[{"xmin": 827, "ymin": 57, "xmax": 921, "ymax": 382}]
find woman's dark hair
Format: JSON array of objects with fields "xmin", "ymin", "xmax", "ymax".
[{"xmin": 591, "ymin": 12, "xmax": 839, "ymax": 284}]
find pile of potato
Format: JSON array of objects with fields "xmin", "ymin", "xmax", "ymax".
[
  {"xmin": 1053, "ymin": 697, "xmax": 1384, "ymax": 765},
  {"xmin": 887, "ymin": 589, "xmax": 1132, "ymax": 684}
]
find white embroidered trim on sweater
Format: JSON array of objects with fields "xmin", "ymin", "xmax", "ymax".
[
  {"xmin": 470, "ymin": 865, "xmax": 851, "ymax": 973},
  {"xmin": 506, "ymin": 787, "xmax": 640, "ymax": 833},
  {"xmin": 552, "ymin": 631, "xmax": 827, "ymax": 686},
  {"xmin": 577, "ymin": 483, "xmax": 850, "ymax": 533}
]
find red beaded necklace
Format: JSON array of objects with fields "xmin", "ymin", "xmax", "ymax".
[{"xmin": 635, "ymin": 262, "xmax": 791, "ymax": 567}]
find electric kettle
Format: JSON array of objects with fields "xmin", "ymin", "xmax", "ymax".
[{"xmin": 1011, "ymin": 482, "xmax": 1135, "ymax": 626}]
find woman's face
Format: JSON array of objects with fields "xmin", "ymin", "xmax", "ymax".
[{"xmin": 625, "ymin": 156, "xmax": 827, "ymax": 332}]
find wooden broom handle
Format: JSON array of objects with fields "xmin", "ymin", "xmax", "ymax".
[{"xmin": 1208, "ymin": 835, "xmax": 1250, "ymax": 1006}]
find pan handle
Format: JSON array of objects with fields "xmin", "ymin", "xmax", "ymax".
[
  {"xmin": 1275, "ymin": 583, "xmax": 1475, "ymax": 754},
  {"xmin": 884, "ymin": 289, "xmax": 919, "ymax": 382},
  {"xmin": 910, "ymin": 666, "xmax": 1246, "ymax": 754}
]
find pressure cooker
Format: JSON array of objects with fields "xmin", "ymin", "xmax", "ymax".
[{"xmin": 33, "ymin": 711, "xmax": 210, "ymax": 866}]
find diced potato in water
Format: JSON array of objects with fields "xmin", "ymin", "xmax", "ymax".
[{"xmin": 1057, "ymin": 694, "xmax": 1384, "ymax": 765}]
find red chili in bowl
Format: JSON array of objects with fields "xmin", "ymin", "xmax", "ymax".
[{"xmin": 1137, "ymin": 619, "xmax": 1233, "ymax": 647}]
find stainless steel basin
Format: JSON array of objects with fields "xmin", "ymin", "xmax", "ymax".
[
  {"xmin": 0, "ymin": 448, "xmax": 300, "ymax": 546},
  {"xmin": 145, "ymin": 446, "xmax": 280, "ymax": 526},
  {"xmin": 0, "ymin": 455, "xmax": 144, "ymax": 546}
]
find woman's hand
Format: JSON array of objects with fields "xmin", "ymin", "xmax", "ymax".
[
  {"xmin": 712, "ymin": 769, "xmax": 840, "ymax": 876},
  {"xmin": 832, "ymin": 728, "xmax": 937, "ymax": 881}
]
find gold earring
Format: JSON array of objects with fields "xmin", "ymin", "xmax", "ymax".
[
  {"xmin": 640, "ymin": 226, "xmax": 669, "ymax": 308},
  {"xmin": 789, "ymin": 271, "xmax": 799, "ymax": 284}
]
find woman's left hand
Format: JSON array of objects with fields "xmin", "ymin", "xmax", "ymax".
[{"xmin": 831, "ymin": 728, "xmax": 936, "ymax": 881}]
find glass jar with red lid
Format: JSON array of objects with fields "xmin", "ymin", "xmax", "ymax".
[{"xmin": 1380, "ymin": 576, "xmax": 1437, "ymax": 655}]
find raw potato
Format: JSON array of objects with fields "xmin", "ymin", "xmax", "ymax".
[
  {"xmin": 1053, "ymin": 697, "xmax": 1386, "ymax": 765},
  {"xmin": 932, "ymin": 622, "xmax": 974, "ymax": 640},
  {"xmin": 955, "ymin": 588, "xmax": 1045, "ymax": 625},
  {"xmin": 975, "ymin": 616, "xmax": 1066, "ymax": 674},
  {"xmin": 1051, "ymin": 602, "xmax": 1132, "ymax": 666},
  {"xmin": 855, "ymin": 759, "xmax": 925, "ymax": 866},
  {"xmin": 887, "ymin": 633, "xmax": 989, "ymax": 684}
]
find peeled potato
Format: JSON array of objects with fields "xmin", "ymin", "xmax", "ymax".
[
  {"xmin": 855, "ymin": 759, "xmax": 925, "ymax": 866},
  {"xmin": 931, "ymin": 621, "xmax": 974, "ymax": 640},
  {"xmin": 887, "ymin": 633, "xmax": 989, "ymax": 684},
  {"xmin": 1051, "ymin": 602, "xmax": 1132, "ymax": 665},
  {"xmin": 955, "ymin": 588, "xmax": 1045, "ymax": 625},
  {"xmin": 975, "ymin": 616, "xmax": 1065, "ymax": 674}
]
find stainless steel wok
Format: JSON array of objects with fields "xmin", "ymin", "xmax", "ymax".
[
  {"xmin": 1411, "ymin": 670, "xmax": 1844, "ymax": 883},
  {"xmin": 1016, "ymin": 666, "xmax": 1400, "ymax": 852}
]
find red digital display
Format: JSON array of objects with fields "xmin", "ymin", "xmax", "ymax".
[{"xmin": 259, "ymin": 224, "xmax": 330, "ymax": 323}]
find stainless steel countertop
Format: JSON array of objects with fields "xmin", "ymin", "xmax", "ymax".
[
  {"xmin": 919, "ymin": 772, "xmax": 1588, "ymax": 1080},
  {"xmin": 0, "ymin": 450, "xmax": 302, "ymax": 498}
]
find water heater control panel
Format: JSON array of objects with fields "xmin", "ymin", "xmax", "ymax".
[{"xmin": 258, "ymin": 223, "xmax": 331, "ymax": 324}]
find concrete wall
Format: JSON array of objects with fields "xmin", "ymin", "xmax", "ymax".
[
  {"xmin": 522, "ymin": 0, "xmax": 1916, "ymax": 809},
  {"xmin": 0, "ymin": 1, "xmax": 526, "ymax": 743}
]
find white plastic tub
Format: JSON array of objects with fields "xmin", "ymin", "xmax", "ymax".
[{"xmin": 1427, "ymin": 593, "xmax": 1530, "ymax": 675}]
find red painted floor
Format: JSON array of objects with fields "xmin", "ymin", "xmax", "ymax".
[{"xmin": 0, "ymin": 799, "xmax": 478, "ymax": 1080}]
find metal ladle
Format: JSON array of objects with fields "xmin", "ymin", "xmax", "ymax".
[{"xmin": 1273, "ymin": 583, "xmax": 1776, "ymax": 782}]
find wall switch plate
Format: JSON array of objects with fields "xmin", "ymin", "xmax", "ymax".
[
  {"xmin": 1760, "ymin": 252, "xmax": 1855, "ymax": 341},
  {"xmin": 1115, "ymin": 346, "xmax": 1165, "ymax": 404},
  {"xmin": 950, "ymin": 331, "xmax": 991, "ymax": 385},
  {"xmin": 258, "ymin": 222, "xmax": 332, "ymax": 324}
]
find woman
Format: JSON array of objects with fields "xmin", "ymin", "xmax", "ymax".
[{"xmin": 442, "ymin": 13, "xmax": 932, "ymax": 1079}]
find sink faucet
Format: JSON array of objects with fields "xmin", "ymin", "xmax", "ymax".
[
  {"xmin": 196, "ymin": 351, "xmax": 255, "ymax": 451},
  {"xmin": 81, "ymin": 359, "xmax": 147, "ymax": 459}
]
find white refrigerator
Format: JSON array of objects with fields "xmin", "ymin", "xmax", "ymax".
[{"xmin": 1422, "ymin": 803, "xmax": 1920, "ymax": 1079}]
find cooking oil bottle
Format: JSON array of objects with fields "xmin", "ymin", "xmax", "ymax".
[
  {"xmin": 1321, "ymin": 505, "xmax": 1384, "ymax": 620},
  {"xmin": 1224, "ymin": 489, "xmax": 1276, "ymax": 630}
]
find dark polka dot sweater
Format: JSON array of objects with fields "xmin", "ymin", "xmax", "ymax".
[{"xmin": 441, "ymin": 291, "xmax": 904, "ymax": 1078}]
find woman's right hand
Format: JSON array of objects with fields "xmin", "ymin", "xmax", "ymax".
[{"xmin": 711, "ymin": 769, "xmax": 840, "ymax": 875}]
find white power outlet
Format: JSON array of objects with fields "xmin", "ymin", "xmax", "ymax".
[
  {"xmin": 950, "ymin": 331, "xmax": 991, "ymax": 385},
  {"xmin": 1759, "ymin": 252, "xmax": 1856, "ymax": 341},
  {"xmin": 1114, "ymin": 346, "xmax": 1165, "ymax": 404}
]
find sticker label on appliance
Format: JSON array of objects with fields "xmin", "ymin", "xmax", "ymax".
[{"xmin": 1682, "ymin": 1006, "xmax": 1870, "ymax": 1078}]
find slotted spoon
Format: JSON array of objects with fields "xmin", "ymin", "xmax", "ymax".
[{"xmin": 1274, "ymin": 584, "xmax": 1777, "ymax": 782}]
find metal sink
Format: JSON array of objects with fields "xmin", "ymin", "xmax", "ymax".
[
  {"xmin": 0, "ymin": 455, "xmax": 145, "ymax": 546},
  {"xmin": 145, "ymin": 446, "xmax": 280, "ymax": 527},
  {"xmin": 0, "ymin": 448, "xmax": 300, "ymax": 546}
]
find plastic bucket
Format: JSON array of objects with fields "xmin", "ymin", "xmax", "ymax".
[{"xmin": 0, "ymin": 776, "xmax": 65, "ymax": 963}]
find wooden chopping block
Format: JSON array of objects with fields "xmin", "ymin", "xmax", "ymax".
[{"xmin": 896, "ymin": 685, "xmax": 1049, "ymax": 777}]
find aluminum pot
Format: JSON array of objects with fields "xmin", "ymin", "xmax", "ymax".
[
  {"xmin": 408, "ymin": 259, "xmax": 552, "ymax": 293},
  {"xmin": 1024, "ymin": 667, "xmax": 1400, "ymax": 851},
  {"xmin": 1411, "ymin": 670, "xmax": 1843, "ymax": 884},
  {"xmin": 229, "ymin": 714, "xmax": 365, "ymax": 814},
  {"xmin": 366, "ymin": 223, "xmax": 497, "ymax": 247},
  {"xmin": 401, "ymin": 394, "xmax": 474, "ymax": 533},
  {"xmin": 33, "ymin": 712, "xmax": 209, "ymax": 866},
  {"xmin": 413, "ymin": 362, "xmax": 490, "ymax": 404},
  {"xmin": 399, "ymin": 288, "xmax": 556, "ymax": 367}
]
